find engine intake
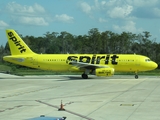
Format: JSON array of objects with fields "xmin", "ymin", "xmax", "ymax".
[{"xmin": 95, "ymin": 68, "xmax": 114, "ymax": 77}]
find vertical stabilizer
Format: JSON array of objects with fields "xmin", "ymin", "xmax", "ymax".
[{"xmin": 6, "ymin": 29, "xmax": 35, "ymax": 55}]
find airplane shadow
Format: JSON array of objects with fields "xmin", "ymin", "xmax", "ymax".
[{"xmin": 56, "ymin": 76, "xmax": 103, "ymax": 81}]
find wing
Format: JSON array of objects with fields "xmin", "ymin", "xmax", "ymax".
[{"xmin": 69, "ymin": 61, "xmax": 109, "ymax": 70}]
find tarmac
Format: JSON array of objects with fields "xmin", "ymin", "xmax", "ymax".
[{"xmin": 0, "ymin": 73, "xmax": 160, "ymax": 120}]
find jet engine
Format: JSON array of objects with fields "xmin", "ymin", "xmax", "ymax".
[{"xmin": 95, "ymin": 68, "xmax": 114, "ymax": 77}]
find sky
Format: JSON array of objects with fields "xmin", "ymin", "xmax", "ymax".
[{"xmin": 0, "ymin": 0, "xmax": 160, "ymax": 46}]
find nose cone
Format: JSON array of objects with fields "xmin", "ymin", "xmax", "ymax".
[
  {"xmin": 142, "ymin": 61, "xmax": 158, "ymax": 71},
  {"xmin": 152, "ymin": 62, "xmax": 158, "ymax": 69}
]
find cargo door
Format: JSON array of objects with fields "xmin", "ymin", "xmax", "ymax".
[
  {"xmin": 32, "ymin": 56, "xmax": 38, "ymax": 65},
  {"xmin": 27, "ymin": 56, "xmax": 38, "ymax": 66},
  {"xmin": 135, "ymin": 55, "xmax": 140, "ymax": 66}
]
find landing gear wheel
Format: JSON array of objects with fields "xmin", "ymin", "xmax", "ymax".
[
  {"xmin": 82, "ymin": 73, "xmax": 88, "ymax": 79},
  {"xmin": 135, "ymin": 75, "xmax": 138, "ymax": 79}
]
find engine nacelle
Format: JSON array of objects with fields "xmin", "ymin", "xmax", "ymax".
[{"xmin": 95, "ymin": 68, "xmax": 114, "ymax": 77}]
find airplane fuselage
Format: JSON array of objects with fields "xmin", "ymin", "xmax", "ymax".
[{"xmin": 3, "ymin": 54, "xmax": 157, "ymax": 73}]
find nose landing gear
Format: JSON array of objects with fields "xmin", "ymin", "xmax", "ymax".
[
  {"xmin": 135, "ymin": 71, "xmax": 138, "ymax": 79},
  {"xmin": 135, "ymin": 74, "xmax": 138, "ymax": 79}
]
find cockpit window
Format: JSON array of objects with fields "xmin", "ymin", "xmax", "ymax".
[{"xmin": 145, "ymin": 59, "xmax": 151, "ymax": 62}]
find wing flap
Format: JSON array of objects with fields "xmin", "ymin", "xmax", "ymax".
[{"xmin": 69, "ymin": 61, "xmax": 109, "ymax": 70}]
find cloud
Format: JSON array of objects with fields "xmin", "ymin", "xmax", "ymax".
[
  {"xmin": 153, "ymin": 8, "xmax": 160, "ymax": 17},
  {"xmin": 6, "ymin": 2, "xmax": 45, "ymax": 15},
  {"xmin": 0, "ymin": 20, "xmax": 9, "ymax": 29},
  {"xmin": 55, "ymin": 14, "xmax": 74, "ymax": 23},
  {"xmin": 126, "ymin": 0, "xmax": 159, "ymax": 7},
  {"xmin": 99, "ymin": 18, "xmax": 107, "ymax": 23},
  {"xmin": 80, "ymin": 0, "xmax": 134, "ymax": 19},
  {"xmin": 6, "ymin": 2, "xmax": 49, "ymax": 26},
  {"xmin": 132, "ymin": 7, "xmax": 160, "ymax": 19},
  {"xmin": 80, "ymin": 0, "xmax": 160, "ymax": 20},
  {"xmin": 126, "ymin": 0, "xmax": 160, "ymax": 19},
  {"xmin": 80, "ymin": 2, "xmax": 92, "ymax": 14},
  {"xmin": 113, "ymin": 21, "xmax": 143, "ymax": 33},
  {"xmin": 108, "ymin": 5, "xmax": 133, "ymax": 18},
  {"xmin": 15, "ymin": 17, "xmax": 48, "ymax": 26}
]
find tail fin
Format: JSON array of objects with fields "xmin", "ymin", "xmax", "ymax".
[{"xmin": 6, "ymin": 29, "xmax": 35, "ymax": 55}]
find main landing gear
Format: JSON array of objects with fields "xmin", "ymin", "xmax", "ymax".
[
  {"xmin": 82, "ymin": 69, "xmax": 90, "ymax": 79},
  {"xmin": 82, "ymin": 73, "xmax": 88, "ymax": 79}
]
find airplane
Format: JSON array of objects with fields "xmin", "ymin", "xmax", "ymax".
[{"xmin": 3, "ymin": 29, "xmax": 158, "ymax": 79}]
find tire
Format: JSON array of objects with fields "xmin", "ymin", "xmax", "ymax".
[
  {"xmin": 135, "ymin": 75, "xmax": 138, "ymax": 79},
  {"xmin": 82, "ymin": 73, "xmax": 88, "ymax": 79}
]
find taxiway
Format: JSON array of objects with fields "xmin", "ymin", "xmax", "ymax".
[{"xmin": 0, "ymin": 73, "xmax": 160, "ymax": 120}]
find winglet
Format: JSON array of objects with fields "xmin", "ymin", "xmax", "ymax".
[{"xmin": 6, "ymin": 29, "xmax": 35, "ymax": 55}]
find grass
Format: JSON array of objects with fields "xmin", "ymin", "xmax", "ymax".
[
  {"xmin": 12, "ymin": 70, "xmax": 80, "ymax": 76},
  {"xmin": 0, "ymin": 64, "xmax": 12, "ymax": 73},
  {"xmin": 115, "ymin": 70, "xmax": 160, "ymax": 76}
]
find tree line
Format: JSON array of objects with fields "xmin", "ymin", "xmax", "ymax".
[{"xmin": 0, "ymin": 28, "xmax": 160, "ymax": 68}]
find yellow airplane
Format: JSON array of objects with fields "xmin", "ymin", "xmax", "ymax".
[{"xmin": 3, "ymin": 29, "xmax": 158, "ymax": 79}]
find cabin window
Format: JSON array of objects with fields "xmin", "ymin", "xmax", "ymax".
[{"xmin": 145, "ymin": 59, "xmax": 151, "ymax": 62}]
